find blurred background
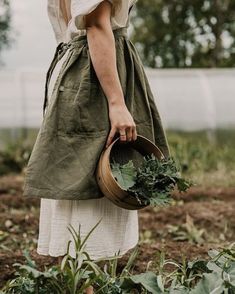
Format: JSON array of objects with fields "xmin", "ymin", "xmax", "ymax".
[{"xmin": 0, "ymin": 0, "xmax": 234, "ymax": 288}]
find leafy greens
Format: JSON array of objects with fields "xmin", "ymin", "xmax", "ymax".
[{"xmin": 111, "ymin": 154, "xmax": 192, "ymax": 207}]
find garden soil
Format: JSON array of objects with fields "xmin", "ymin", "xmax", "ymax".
[{"xmin": 0, "ymin": 174, "xmax": 234, "ymax": 288}]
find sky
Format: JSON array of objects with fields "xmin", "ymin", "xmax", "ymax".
[{"xmin": 1, "ymin": 0, "xmax": 57, "ymax": 71}]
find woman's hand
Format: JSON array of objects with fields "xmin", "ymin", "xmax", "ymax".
[{"xmin": 106, "ymin": 102, "xmax": 137, "ymax": 148}]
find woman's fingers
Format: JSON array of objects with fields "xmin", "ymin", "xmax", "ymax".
[
  {"xmin": 126, "ymin": 127, "xmax": 132, "ymax": 141},
  {"xmin": 119, "ymin": 125, "xmax": 137, "ymax": 142},
  {"xmin": 132, "ymin": 125, "xmax": 137, "ymax": 141},
  {"xmin": 106, "ymin": 127, "xmax": 116, "ymax": 148},
  {"xmin": 119, "ymin": 128, "xmax": 127, "ymax": 142},
  {"xmin": 105, "ymin": 125, "xmax": 137, "ymax": 148}
]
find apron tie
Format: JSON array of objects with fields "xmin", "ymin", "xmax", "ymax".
[{"xmin": 43, "ymin": 42, "xmax": 71, "ymax": 117}]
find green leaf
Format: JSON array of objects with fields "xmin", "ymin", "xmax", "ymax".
[
  {"xmin": 169, "ymin": 285, "xmax": 190, "ymax": 294},
  {"xmin": 18, "ymin": 265, "xmax": 54, "ymax": 279},
  {"xmin": 120, "ymin": 277, "xmax": 139, "ymax": 292},
  {"xmin": 190, "ymin": 272, "xmax": 225, "ymax": 294},
  {"xmin": 123, "ymin": 154, "xmax": 192, "ymax": 207},
  {"xmin": 130, "ymin": 272, "xmax": 163, "ymax": 293},
  {"xmin": 111, "ymin": 160, "xmax": 137, "ymax": 190}
]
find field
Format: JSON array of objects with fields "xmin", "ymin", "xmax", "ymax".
[{"xmin": 0, "ymin": 130, "xmax": 234, "ymax": 291}]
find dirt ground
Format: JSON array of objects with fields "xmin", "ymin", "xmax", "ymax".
[{"xmin": 0, "ymin": 174, "xmax": 234, "ymax": 288}]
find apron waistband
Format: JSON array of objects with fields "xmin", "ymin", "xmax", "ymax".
[{"xmin": 43, "ymin": 27, "xmax": 128, "ymax": 117}]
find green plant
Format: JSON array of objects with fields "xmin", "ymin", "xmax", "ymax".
[
  {"xmin": 1, "ymin": 250, "xmax": 63, "ymax": 294},
  {"xmin": 189, "ymin": 245, "xmax": 235, "ymax": 293},
  {"xmin": 111, "ymin": 154, "xmax": 192, "ymax": 207},
  {"xmin": 2, "ymin": 216, "xmax": 235, "ymax": 294},
  {"xmin": 1, "ymin": 221, "xmax": 108, "ymax": 294},
  {"xmin": 0, "ymin": 141, "xmax": 31, "ymax": 175},
  {"xmin": 59, "ymin": 221, "xmax": 106, "ymax": 294},
  {"xmin": 167, "ymin": 130, "xmax": 235, "ymax": 187},
  {"xmin": 139, "ymin": 230, "xmax": 154, "ymax": 245},
  {"xmin": 111, "ymin": 243, "xmax": 235, "ymax": 293},
  {"xmin": 167, "ymin": 214, "xmax": 206, "ymax": 245},
  {"xmin": 92, "ymin": 247, "xmax": 140, "ymax": 293},
  {"xmin": 1, "ymin": 222, "xmax": 154, "ymax": 294}
]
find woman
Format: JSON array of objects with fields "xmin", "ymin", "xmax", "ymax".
[{"xmin": 23, "ymin": 0, "xmax": 169, "ymax": 292}]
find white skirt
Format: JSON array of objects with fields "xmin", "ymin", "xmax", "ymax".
[
  {"xmin": 37, "ymin": 49, "xmax": 139, "ymax": 260},
  {"xmin": 37, "ymin": 196, "xmax": 139, "ymax": 260}
]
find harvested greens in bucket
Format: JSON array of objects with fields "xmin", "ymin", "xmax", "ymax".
[{"xmin": 110, "ymin": 154, "xmax": 192, "ymax": 207}]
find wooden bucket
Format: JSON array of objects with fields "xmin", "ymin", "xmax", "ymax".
[{"xmin": 96, "ymin": 135, "xmax": 165, "ymax": 210}]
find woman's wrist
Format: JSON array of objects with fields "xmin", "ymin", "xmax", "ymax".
[{"xmin": 108, "ymin": 95, "xmax": 126, "ymax": 107}]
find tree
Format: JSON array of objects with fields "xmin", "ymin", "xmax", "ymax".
[
  {"xmin": 0, "ymin": 0, "xmax": 12, "ymax": 64},
  {"xmin": 131, "ymin": 0, "xmax": 235, "ymax": 68}
]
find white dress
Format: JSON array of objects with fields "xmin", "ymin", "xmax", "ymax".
[{"xmin": 37, "ymin": 0, "xmax": 139, "ymax": 260}]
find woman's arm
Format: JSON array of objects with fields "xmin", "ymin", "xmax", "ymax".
[{"xmin": 85, "ymin": 1, "xmax": 137, "ymax": 148}]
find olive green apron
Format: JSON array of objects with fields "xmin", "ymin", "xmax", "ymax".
[{"xmin": 22, "ymin": 26, "xmax": 169, "ymax": 201}]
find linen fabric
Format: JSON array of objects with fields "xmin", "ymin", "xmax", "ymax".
[
  {"xmin": 48, "ymin": 0, "xmax": 137, "ymax": 43},
  {"xmin": 37, "ymin": 193, "xmax": 139, "ymax": 259}
]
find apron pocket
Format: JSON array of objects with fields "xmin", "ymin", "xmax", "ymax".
[
  {"xmin": 56, "ymin": 85, "xmax": 110, "ymax": 136},
  {"xmin": 56, "ymin": 89, "xmax": 82, "ymax": 135}
]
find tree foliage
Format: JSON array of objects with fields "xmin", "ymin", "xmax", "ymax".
[
  {"xmin": 132, "ymin": 0, "xmax": 235, "ymax": 68},
  {"xmin": 0, "ymin": 0, "xmax": 12, "ymax": 63}
]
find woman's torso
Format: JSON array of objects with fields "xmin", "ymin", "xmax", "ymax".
[{"xmin": 47, "ymin": 0, "xmax": 137, "ymax": 44}]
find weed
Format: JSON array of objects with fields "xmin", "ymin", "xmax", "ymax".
[{"xmin": 167, "ymin": 214, "xmax": 205, "ymax": 245}]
